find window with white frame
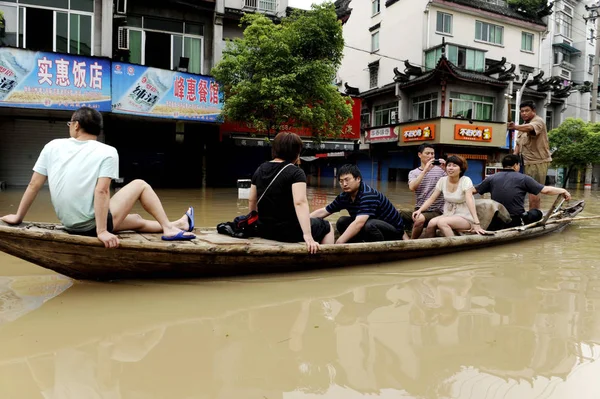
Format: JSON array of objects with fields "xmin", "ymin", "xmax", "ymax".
[
  {"xmin": 475, "ymin": 21, "xmax": 503, "ymax": 45},
  {"xmin": 412, "ymin": 93, "xmax": 438, "ymax": 120},
  {"xmin": 589, "ymin": 55, "xmax": 594, "ymax": 74},
  {"xmin": 521, "ymin": 32, "xmax": 533, "ymax": 52},
  {"xmin": 372, "ymin": 0, "xmax": 380, "ymax": 16},
  {"xmin": 243, "ymin": 0, "xmax": 277, "ymax": 13},
  {"xmin": 374, "ymin": 101, "xmax": 398, "ymax": 126},
  {"xmin": 425, "ymin": 45, "xmax": 485, "ymax": 71},
  {"xmin": 369, "ymin": 63, "xmax": 379, "ymax": 88},
  {"xmin": 371, "ymin": 31, "xmax": 379, "ymax": 52},
  {"xmin": 436, "ymin": 12, "xmax": 452, "ymax": 34},
  {"xmin": 122, "ymin": 17, "xmax": 204, "ymax": 74},
  {"xmin": 556, "ymin": 12, "xmax": 572, "ymax": 38},
  {"xmin": 0, "ymin": 0, "xmax": 94, "ymax": 55},
  {"xmin": 449, "ymin": 93, "xmax": 494, "ymax": 121}
]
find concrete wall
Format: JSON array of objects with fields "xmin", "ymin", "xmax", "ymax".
[
  {"xmin": 337, "ymin": 0, "xmax": 427, "ymax": 93},
  {"xmin": 428, "ymin": 4, "xmax": 542, "ymax": 75}
]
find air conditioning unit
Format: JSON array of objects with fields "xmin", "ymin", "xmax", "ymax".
[
  {"xmin": 118, "ymin": 27, "xmax": 129, "ymax": 50},
  {"xmin": 116, "ymin": 0, "xmax": 127, "ymax": 15}
]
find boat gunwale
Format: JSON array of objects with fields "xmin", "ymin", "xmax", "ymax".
[{"xmin": 0, "ymin": 220, "xmax": 569, "ymax": 256}]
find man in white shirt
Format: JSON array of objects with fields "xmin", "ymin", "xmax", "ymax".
[{"xmin": 1, "ymin": 107, "xmax": 195, "ymax": 247}]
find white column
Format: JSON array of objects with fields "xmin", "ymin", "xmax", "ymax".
[
  {"xmin": 100, "ymin": 0, "xmax": 113, "ymax": 57},
  {"xmin": 212, "ymin": 0, "xmax": 225, "ymax": 70}
]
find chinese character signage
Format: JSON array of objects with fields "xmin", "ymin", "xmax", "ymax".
[
  {"xmin": 0, "ymin": 48, "xmax": 111, "ymax": 111},
  {"xmin": 401, "ymin": 124, "xmax": 435, "ymax": 142},
  {"xmin": 454, "ymin": 124, "xmax": 492, "ymax": 142},
  {"xmin": 111, "ymin": 63, "xmax": 222, "ymax": 122},
  {"xmin": 365, "ymin": 127, "xmax": 398, "ymax": 143}
]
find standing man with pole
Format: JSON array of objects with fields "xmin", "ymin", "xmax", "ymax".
[{"xmin": 509, "ymin": 100, "xmax": 552, "ymax": 210}]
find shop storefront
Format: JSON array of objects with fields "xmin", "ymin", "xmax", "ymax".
[
  {"xmin": 0, "ymin": 47, "xmax": 223, "ymax": 187},
  {"xmin": 218, "ymin": 97, "xmax": 362, "ymax": 186}
]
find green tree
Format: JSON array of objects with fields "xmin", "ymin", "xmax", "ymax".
[
  {"xmin": 211, "ymin": 3, "xmax": 352, "ymax": 139},
  {"xmin": 549, "ymin": 118, "xmax": 600, "ymax": 185}
]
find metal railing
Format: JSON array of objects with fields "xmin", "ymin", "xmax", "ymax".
[{"xmin": 244, "ymin": 0, "xmax": 277, "ymax": 12}]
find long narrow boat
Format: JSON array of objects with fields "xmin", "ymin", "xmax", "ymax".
[{"xmin": 0, "ymin": 201, "xmax": 585, "ymax": 281}]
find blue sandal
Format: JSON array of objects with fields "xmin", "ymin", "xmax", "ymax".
[{"xmin": 162, "ymin": 231, "xmax": 196, "ymax": 241}]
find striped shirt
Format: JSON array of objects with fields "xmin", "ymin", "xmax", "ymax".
[
  {"xmin": 408, "ymin": 166, "xmax": 446, "ymax": 212},
  {"xmin": 325, "ymin": 182, "xmax": 404, "ymax": 230}
]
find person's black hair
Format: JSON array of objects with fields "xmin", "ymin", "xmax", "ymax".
[
  {"xmin": 502, "ymin": 154, "xmax": 520, "ymax": 168},
  {"xmin": 519, "ymin": 100, "xmax": 536, "ymax": 111},
  {"xmin": 271, "ymin": 132, "xmax": 303, "ymax": 162},
  {"xmin": 338, "ymin": 164, "xmax": 362, "ymax": 181},
  {"xmin": 446, "ymin": 155, "xmax": 468, "ymax": 177},
  {"xmin": 417, "ymin": 143, "xmax": 434, "ymax": 154},
  {"xmin": 71, "ymin": 107, "xmax": 103, "ymax": 136}
]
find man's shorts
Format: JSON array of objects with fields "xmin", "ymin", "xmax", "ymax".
[
  {"xmin": 400, "ymin": 209, "xmax": 442, "ymax": 230},
  {"xmin": 524, "ymin": 162, "xmax": 550, "ymax": 185},
  {"xmin": 70, "ymin": 211, "xmax": 114, "ymax": 237}
]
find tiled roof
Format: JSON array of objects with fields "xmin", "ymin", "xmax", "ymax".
[
  {"xmin": 397, "ymin": 56, "xmax": 508, "ymax": 89},
  {"xmin": 435, "ymin": 0, "xmax": 546, "ymax": 26}
]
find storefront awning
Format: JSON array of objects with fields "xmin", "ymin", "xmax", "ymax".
[
  {"xmin": 446, "ymin": 153, "xmax": 489, "ymax": 160},
  {"xmin": 231, "ymin": 136, "xmax": 355, "ymax": 151},
  {"xmin": 552, "ymin": 42, "xmax": 581, "ymax": 54}
]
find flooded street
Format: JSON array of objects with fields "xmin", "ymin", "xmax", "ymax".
[{"xmin": 1, "ymin": 182, "xmax": 600, "ymax": 398}]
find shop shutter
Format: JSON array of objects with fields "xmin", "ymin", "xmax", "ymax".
[{"xmin": 0, "ymin": 118, "xmax": 69, "ymax": 186}]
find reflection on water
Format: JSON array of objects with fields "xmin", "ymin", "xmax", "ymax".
[{"xmin": 1, "ymin": 184, "xmax": 600, "ymax": 398}]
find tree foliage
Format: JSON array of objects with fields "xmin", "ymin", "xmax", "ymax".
[
  {"xmin": 211, "ymin": 3, "xmax": 352, "ymax": 139},
  {"xmin": 549, "ymin": 118, "xmax": 600, "ymax": 168}
]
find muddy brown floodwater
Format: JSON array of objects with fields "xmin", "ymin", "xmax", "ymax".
[{"xmin": 1, "ymin": 181, "xmax": 600, "ymax": 398}]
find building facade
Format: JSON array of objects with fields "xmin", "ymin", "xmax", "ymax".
[
  {"xmin": 3, "ymin": 0, "xmax": 364, "ymax": 188},
  {"xmin": 336, "ymin": 0, "xmax": 574, "ymax": 184}
]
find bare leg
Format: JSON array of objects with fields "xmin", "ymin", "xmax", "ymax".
[
  {"xmin": 109, "ymin": 180, "xmax": 192, "ymax": 237},
  {"xmin": 423, "ymin": 216, "xmax": 442, "ymax": 238},
  {"xmin": 321, "ymin": 222, "xmax": 335, "ymax": 244},
  {"xmin": 436, "ymin": 216, "xmax": 471, "ymax": 237},
  {"xmin": 411, "ymin": 214, "xmax": 426, "ymax": 239},
  {"xmin": 529, "ymin": 193, "xmax": 541, "ymax": 210}
]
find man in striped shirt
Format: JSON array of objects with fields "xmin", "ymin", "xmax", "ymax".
[
  {"xmin": 310, "ymin": 164, "xmax": 408, "ymax": 243},
  {"xmin": 407, "ymin": 144, "xmax": 446, "ymax": 239}
]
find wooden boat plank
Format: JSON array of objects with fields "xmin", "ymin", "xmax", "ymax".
[{"xmin": 0, "ymin": 200, "xmax": 586, "ymax": 280}]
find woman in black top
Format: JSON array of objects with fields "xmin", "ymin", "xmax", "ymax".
[{"xmin": 249, "ymin": 132, "xmax": 333, "ymax": 253}]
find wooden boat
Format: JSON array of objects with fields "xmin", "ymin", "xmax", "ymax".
[{"xmin": 0, "ymin": 200, "xmax": 586, "ymax": 281}]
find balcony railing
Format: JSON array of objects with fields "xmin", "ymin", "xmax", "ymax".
[
  {"xmin": 560, "ymin": 60, "xmax": 576, "ymax": 71},
  {"xmin": 243, "ymin": 0, "xmax": 277, "ymax": 13}
]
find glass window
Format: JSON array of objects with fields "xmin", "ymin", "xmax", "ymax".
[
  {"xmin": 589, "ymin": 55, "xmax": 594, "ymax": 74},
  {"xmin": 70, "ymin": 0, "xmax": 93, "ymax": 12},
  {"xmin": 0, "ymin": 5, "xmax": 18, "ymax": 47},
  {"xmin": 436, "ymin": 12, "xmax": 452, "ymax": 34},
  {"xmin": 129, "ymin": 29, "xmax": 142, "ymax": 64},
  {"xmin": 412, "ymin": 93, "xmax": 438, "ymax": 120},
  {"xmin": 374, "ymin": 101, "xmax": 398, "ymax": 126},
  {"xmin": 371, "ymin": 31, "xmax": 379, "ymax": 52},
  {"xmin": 172, "ymin": 34, "xmax": 183, "ymax": 70},
  {"xmin": 475, "ymin": 20, "xmax": 503, "ymax": 45},
  {"xmin": 259, "ymin": 0, "xmax": 276, "ymax": 12},
  {"xmin": 20, "ymin": 0, "xmax": 68, "ymax": 8},
  {"xmin": 449, "ymin": 93, "xmax": 494, "ymax": 121},
  {"xmin": 55, "ymin": 11, "xmax": 68, "ymax": 53},
  {"xmin": 521, "ymin": 32, "xmax": 533, "ymax": 51},
  {"xmin": 70, "ymin": 13, "xmax": 92, "ymax": 56},
  {"xmin": 446, "ymin": 45, "xmax": 484, "ymax": 71},
  {"xmin": 23, "ymin": 7, "xmax": 53, "ymax": 52},
  {"xmin": 425, "ymin": 47, "xmax": 442, "ymax": 70},
  {"xmin": 369, "ymin": 65, "xmax": 378, "ymax": 88},
  {"xmin": 371, "ymin": 0, "xmax": 380, "ymax": 16},
  {"xmin": 184, "ymin": 36, "xmax": 202, "ymax": 74}
]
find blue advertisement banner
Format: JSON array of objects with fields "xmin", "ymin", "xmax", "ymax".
[
  {"xmin": 0, "ymin": 48, "xmax": 111, "ymax": 111},
  {"xmin": 111, "ymin": 63, "xmax": 222, "ymax": 122}
]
